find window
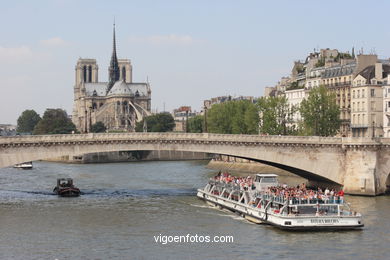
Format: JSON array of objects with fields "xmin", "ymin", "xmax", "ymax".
[
  {"xmin": 357, "ymin": 102, "xmax": 360, "ymax": 111},
  {"xmin": 88, "ymin": 65, "xmax": 92, "ymax": 82},
  {"xmin": 357, "ymin": 90, "xmax": 360, "ymax": 98},
  {"xmin": 353, "ymin": 90, "xmax": 355, "ymax": 98},
  {"xmin": 371, "ymin": 89, "xmax": 375, "ymax": 97},
  {"xmin": 353, "ymin": 114, "xmax": 356, "ymax": 124},
  {"xmin": 362, "ymin": 89, "xmax": 365, "ymax": 98},
  {"xmin": 122, "ymin": 66, "xmax": 126, "ymax": 81},
  {"xmin": 388, "ymin": 101, "xmax": 390, "ymax": 108},
  {"xmin": 362, "ymin": 102, "xmax": 365, "ymax": 111},
  {"xmin": 352, "ymin": 102, "xmax": 355, "ymax": 112},
  {"xmin": 83, "ymin": 65, "xmax": 87, "ymax": 82}
]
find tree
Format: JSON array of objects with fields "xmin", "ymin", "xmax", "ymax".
[
  {"xmin": 33, "ymin": 109, "xmax": 77, "ymax": 135},
  {"xmin": 135, "ymin": 112, "xmax": 175, "ymax": 132},
  {"xmin": 206, "ymin": 100, "xmax": 259, "ymax": 134},
  {"xmin": 257, "ymin": 96, "xmax": 297, "ymax": 135},
  {"xmin": 187, "ymin": 115, "xmax": 204, "ymax": 133},
  {"xmin": 299, "ymin": 85, "xmax": 340, "ymax": 136},
  {"xmin": 90, "ymin": 122, "xmax": 106, "ymax": 133},
  {"xmin": 16, "ymin": 109, "xmax": 41, "ymax": 133}
]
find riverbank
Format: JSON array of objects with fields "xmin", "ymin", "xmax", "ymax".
[{"xmin": 206, "ymin": 159, "xmax": 295, "ymax": 176}]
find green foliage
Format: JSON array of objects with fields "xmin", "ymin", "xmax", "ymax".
[
  {"xmin": 135, "ymin": 112, "xmax": 175, "ymax": 132},
  {"xmin": 16, "ymin": 109, "xmax": 41, "ymax": 133},
  {"xmin": 187, "ymin": 115, "xmax": 204, "ymax": 133},
  {"xmin": 90, "ymin": 121, "xmax": 106, "ymax": 133},
  {"xmin": 257, "ymin": 96, "xmax": 297, "ymax": 135},
  {"xmin": 299, "ymin": 85, "xmax": 341, "ymax": 136},
  {"xmin": 315, "ymin": 58, "xmax": 325, "ymax": 68},
  {"xmin": 296, "ymin": 64, "xmax": 305, "ymax": 74},
  {"xmin": 286, "ymin": 81, "xmax": 303, "ymax": 91},
  {"xmin": 33, "ymin": 109, "xmax": 76, "ymax": 135},
  {"xmin": 334, "ymin": 52, "xmax": 352, "ymax": 62},
  {"xmin": 206, "ymin": 100, "xmax": 258, "ymax": 134}
]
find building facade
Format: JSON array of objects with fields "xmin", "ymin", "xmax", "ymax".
[
  {"xmin": 383, "ymin": 82, "xmax": 390, "ymax": 137},
  {"xmin": 172, "ymin": 106, "xmax": 197, "ymax": 132},
  {"xmin": 351, "ymin": 63, "xmax": 390, "ymax": 137},
  {"xmin": 72, "ymin": 25, "xmax": 151, "ymax": 133}
]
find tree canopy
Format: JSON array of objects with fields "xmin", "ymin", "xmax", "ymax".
[
  {"xmin": 90, "ymin": 122, "xmax": 107, "ymax": 133},
  {"xmin": 299, "ymin": 85, "xmax": 340, "ymax": 136},
  {"xmin": 33, "ymin": 109, "xmax": 77, "ymax": 135},
  {"xmin": 187, "ymin": 115, "xmax": 204, "ymax": 133},
  {"xmin": 135, "ymin": 112, "xmax": 175, "ymax": 132},
  {"xmin": 16, "ymin": 109, "xmax": 41, "ymax": 133},
  {"xmin": 257, "ymin": 96, "xmax": 297, "ymax": 135},
  {"xmin": 206, "ymin": 100, "xmax": 258, "ymax": 134}
]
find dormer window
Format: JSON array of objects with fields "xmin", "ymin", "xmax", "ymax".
[
  {"xmin": 92, "ymin": 90, "xmax": 97, "ymax": 96},
  {"xmin": 135, "ymin": 90, "xmax": 140, "ymax": 97}
]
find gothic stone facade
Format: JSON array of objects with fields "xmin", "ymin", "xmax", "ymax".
[{"xmin": 72, "ymin": 26, "xmax": 151, "ymax": 133}]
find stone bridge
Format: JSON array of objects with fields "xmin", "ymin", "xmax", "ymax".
[{"xmin": 1, "ymin": 133, "xmax": 390, "ymax": 195}]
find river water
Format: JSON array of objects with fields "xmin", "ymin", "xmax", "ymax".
[{"xmin": 0, "ymin": 161, "xmax": 389, "ymax": 260}]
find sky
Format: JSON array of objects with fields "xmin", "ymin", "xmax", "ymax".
[{"xmin": 1, "ymin": 0, "xmax": 390, "ymax": 124}]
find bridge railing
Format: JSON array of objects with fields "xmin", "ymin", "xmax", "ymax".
[
  {"xmin": 0, "ymin": 132, "xmax": 345, "ymax": 145},
  {"xmin": 3, "ymin": 132, "xmax": 387, "ymax": 147}
]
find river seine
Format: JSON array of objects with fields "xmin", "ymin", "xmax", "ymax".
[{"xmin": 0, "ymin": 161, "xmax": 389, "ymax": 260}]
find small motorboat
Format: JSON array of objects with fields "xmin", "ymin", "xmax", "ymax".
[
  {"xmin": 13, "ymin": 161, "xmax": 33, "ymax": 169},
  {"xmin": 53, "ymin": 178, "xmax": 81, "ymax": 197}
]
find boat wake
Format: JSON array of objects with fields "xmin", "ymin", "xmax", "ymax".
[{"xmin": 78, "ymin": 188, "xmax": 196, "ymax": 198}]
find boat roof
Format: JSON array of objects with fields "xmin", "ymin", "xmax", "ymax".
[
  {"xmin": 57, "ymin": 178, "xmax": 73, "ymax": 181},
  {"xmin": 256, "ymin": 174, "xmax": 278, "ymax": 177}
]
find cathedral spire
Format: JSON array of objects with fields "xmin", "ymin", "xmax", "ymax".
[{"xmin": 107, "ymin": 22, "xmax": 120, "ymax": 93}]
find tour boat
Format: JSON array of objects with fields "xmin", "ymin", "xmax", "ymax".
[
  {"xmin": 13, "ymin": 161, "xmax": 33, "ymax": 169},
  {"xmin": 197, "ymin": 174, "xmax": 363, "ymax": 230},
  {"xmin": 53, "ymin": 178, "xmax": 81, "ymax": 197}
]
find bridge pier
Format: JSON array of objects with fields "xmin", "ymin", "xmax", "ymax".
[{"xmin": 343, "ymin": 145, "xmax": 390, "ymax": 196}]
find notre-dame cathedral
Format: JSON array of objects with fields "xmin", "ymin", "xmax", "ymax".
[{"xmin": 72, "ymin": 24, "xmax": 151, "ymax": 133}]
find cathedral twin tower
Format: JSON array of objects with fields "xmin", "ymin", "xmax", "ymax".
[{"xmin": 72, "ymin": 24, "xmax": 151, "ymax": 133}]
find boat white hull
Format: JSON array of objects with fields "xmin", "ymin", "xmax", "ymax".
[
  {"xmin": 197, "ymin": 189, "xmax": 363, "ymax": 231},
  {"xmin": 13, "ymin": 162, "xmax": 33, "ymax": 169}
]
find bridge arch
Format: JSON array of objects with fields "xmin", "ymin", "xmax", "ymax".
[{"xmin": 0, "ymin": 133, "xmax": 346, "ymax": 187}]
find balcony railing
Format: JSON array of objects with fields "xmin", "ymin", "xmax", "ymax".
[{"xmin": 350, "ymin": 124, "xmax": 369, "ymax": 128}]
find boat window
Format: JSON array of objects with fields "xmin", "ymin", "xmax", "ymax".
[{"xmin": 261, "ymin": 177, "xmax": 277, "ymax": 183}]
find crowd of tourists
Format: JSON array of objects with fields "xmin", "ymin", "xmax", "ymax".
[
  {"xmin": 212, "ymin": 171, "xmax": 254, "ymax": 190},
  {"xmin": 211, "ymin": 172, "xmax": 344, "ymax": 203},
  {"xmin": 265, "ymin": 184, "xmax": 344, "ymax": 203}
]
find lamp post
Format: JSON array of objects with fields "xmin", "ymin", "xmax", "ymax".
[
  {"xmin": 143, "ymin": 110, "xmax": 147, "ymax": 132},
  {"xmin": 185, "ymin": 110, "xmax": 189, "ymax": 133},
  {"xmin": 203, "ymin": 106, "xmax": 208, "ymax": 133}
]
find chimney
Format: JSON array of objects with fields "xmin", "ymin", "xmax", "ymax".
[
  {"xmin": 375, "ymin": 62, "xmax": 383, "ymax": 80},
  {"xmin": 355, "ymin": 54, "xmax": 377, "ymax": 76}
]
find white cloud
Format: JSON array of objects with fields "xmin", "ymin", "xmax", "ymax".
[
  {"xmin": 40, "ymin": 37, "xmax": 68, "ymax": 47},
  {"xmin": 128, "ymin": 34, "xmax": 196, "ymax": 45},
  {"xmin": 0, "ymin": 46, "xmax": 34, "ymax": 62}
]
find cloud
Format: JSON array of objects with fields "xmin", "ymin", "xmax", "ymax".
[
  {"xmin": 40, "ymin": 37, "xmax": 68, "ymax": 47},
  {"xmin": 0, "ymin": 46, "xmax": 34, "ymax": 63},
  {"xmin": 128, "ymin": 34, "xmax": 197, "ymax": 45}
]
